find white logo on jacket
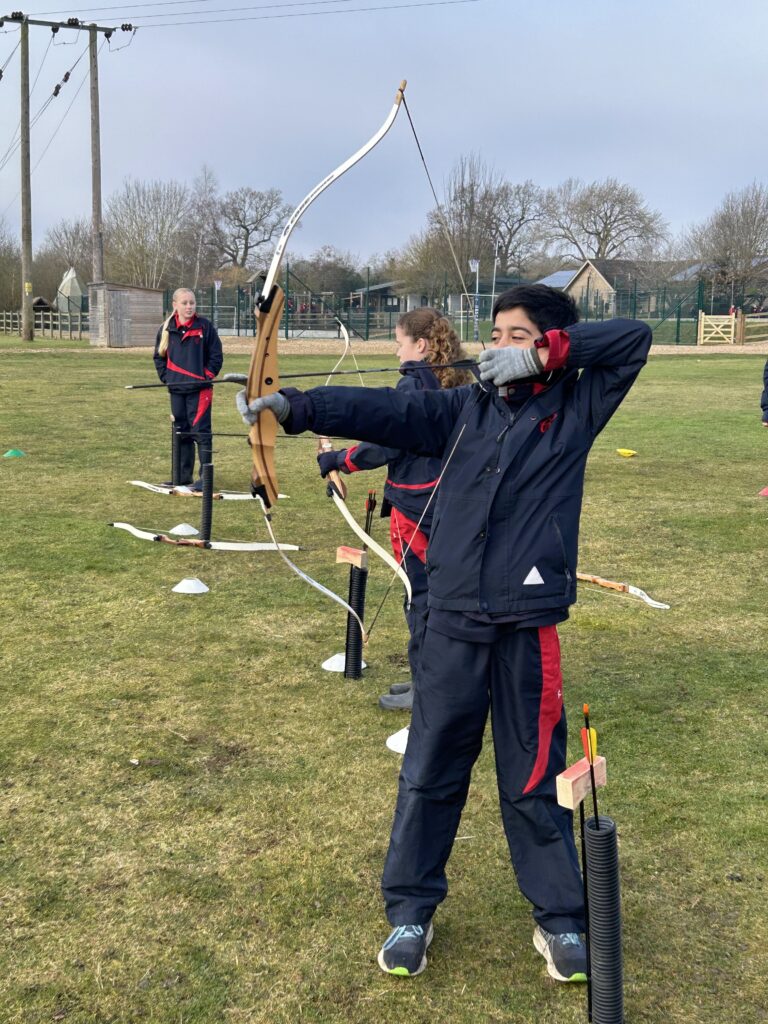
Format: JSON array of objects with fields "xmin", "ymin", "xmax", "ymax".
[{"xmin": 523, "ymin": 566, "xmax": 545, "ymax": 585}]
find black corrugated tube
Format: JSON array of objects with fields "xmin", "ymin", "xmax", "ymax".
[
  {"xmin": 344, "ymin": 565, "xmax": 367, "ymax": 679},
  {"xmin": 585, "ymin": 815, "xmax": 624, "ymax": 1023},
  {"xmin": 200, "ymin": 463, "xmax": 214, "ymax": 542},
  {"xmin": 171, "ymin": 422, "xmax": 181, "ymax": 486}
]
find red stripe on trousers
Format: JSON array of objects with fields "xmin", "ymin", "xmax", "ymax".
[
  {"xmin": 522, "ymin": 625, "xmax": 563, "ymax": 794},
  {"xmin": 192, "ymin": 388, "xmax": 213, "ymax": 425}
]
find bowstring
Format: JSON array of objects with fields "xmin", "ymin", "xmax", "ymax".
[
  {"xmin": 364, "ymin": 385, "xmax": 484, "ymax": 638},
  {"xmin": 256, "ymin": 496, "xmax": 368, "ymax": 641},
  {"xmin": 401, "ymin": 94, "xmax": 485, "ymax": 349}
]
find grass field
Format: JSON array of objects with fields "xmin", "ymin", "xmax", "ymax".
[{"xmin": 1, "ymin": 345, "xmax": 767, "ymax": 1024}]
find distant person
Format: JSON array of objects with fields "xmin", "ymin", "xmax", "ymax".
[
  {"xmin": 153, "ymin": 288, "xmax": 223, "ymax": 490},
  {"xmin": 316, "ymin": 309, "xmax": 472, "ymax": 712}
]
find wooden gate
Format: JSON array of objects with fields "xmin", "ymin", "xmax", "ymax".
[
  {"xmin": 697, "ymin": 313, "xmax": 735, "ymax": 345},
  {"xmin": 736, "ymin": 311, "xmax": 768, "ymax": 344}
]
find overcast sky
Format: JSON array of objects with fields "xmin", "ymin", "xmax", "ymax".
[{"xmin": 1, "ymin": 0, "xmax": 767, "ymax": 266}]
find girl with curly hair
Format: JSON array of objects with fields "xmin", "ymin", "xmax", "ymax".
[{"xmin": 316, "ymin": 307, "xmax": 472, "ymax": 713}]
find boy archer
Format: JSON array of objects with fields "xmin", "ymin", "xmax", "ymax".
[{"xmin": 237, "ymin": 285, "xmax": 651, "ymax": 983}]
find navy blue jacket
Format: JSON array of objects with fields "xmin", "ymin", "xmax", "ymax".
[
  {"xmin": 762, "ymin": 358, "xmax": 768, "ymax": 423},
  {"xmin": 153, "ymin": 314, "xmax": 223, "ymax": 393},
  {"xmin": 338, "ymin": 362, "xmax": 443, "ymax": 526},
  {"xmin": 283, "ymin": 318, "xmax": 652, "ymax": 616}
]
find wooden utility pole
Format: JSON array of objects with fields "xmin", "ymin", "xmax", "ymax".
[
  {"xmin": 6, "ymin": 14, "xmax": 133, "ymax": 338},
  {"xmin": 19, "ymin": 18, "xmax": 33, "ymax": 341},
  {"xmin": 89, "ymin": 25, "xmax": 104, "ymax": 284}
]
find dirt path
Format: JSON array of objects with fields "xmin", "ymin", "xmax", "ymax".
[
  {"xmin": 4, "ymin": 338, "xmax": 768, "ymax": 357},
  {"xmin": 217, "ymin": 338, "xmax": 768, "ymax": 357}
]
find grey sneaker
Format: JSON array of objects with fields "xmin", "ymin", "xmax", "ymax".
[
  {"xmin": 389, "ymin": 682, "xmax": 412, "ymax": 695},
  {"xmin": 378, "ymin": 922, "xmax": 433, "ymax": 976},
  {"xmin": 378, "ymin": 689, "xmax": 413, "ymax": 711},
  {"xmin": 533, "ymin": 926, "xmax": 587, "ymax": 982}
]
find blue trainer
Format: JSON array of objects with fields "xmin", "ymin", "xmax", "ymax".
[
  {"xmin": 533, "ymin": 925, "xmax": 588, "ymax": 982},
  {"xmin": 378, "ymin": 922, "xmax": 434, "ymax": 977}
]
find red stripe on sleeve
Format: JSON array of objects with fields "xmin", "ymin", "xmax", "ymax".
[
  {"xmin": 385, "ymin": 477, "xmax": 439, "ymax": 491},
  {"xmin": 343, "ymin": 446, "xmax": 363, "ymax": 473},
  {"xmin": 540, "ymin": 328, "xmax": 570, "ymax": 370}
]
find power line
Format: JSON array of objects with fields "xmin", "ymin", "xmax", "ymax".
[
  {"xmin": 130, "ymin": 0, "xmax": 479, "ymax": 27},
  {"xmin": 0, "ymin": 40, "xmax": 90, "ymax": 172},
  {"xmin": 52, "ymin": 28, "xmax": 82, "ymax": 45},
  {"xmin": 1, "ymin": 44, "xmax": 97, "ymax": 218},
  {"xmin": 111, "ymin": 0, "xmax": 359, "ymax": 21},
  {"xmin": 0, "ymin": 35, "xmax": 20, "ymax": 75},
  {"xmin": 34, "ymin": 0, "xmax": 220, "ymax": 12},
  {"xmin": 30, "ymin": 32, "xmax": 53, "ymax": 96},
  {"xmin": 106, "ymin": 25, "xmax": 136, "ymax": 48},
  {"xmin": 5, "ymin": 15, "xmax": 123, "ymax": 338},
  {"xmin": 32, "ymin": 43, "xmax": 100, "ymax": 176}
]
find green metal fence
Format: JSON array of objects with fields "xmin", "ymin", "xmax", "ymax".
[
  {"xmin": 164, "ymin": 277, "xmax": 730, "ymax": 346},
  {"xmin": 164, "ymin": 286, "xmax": 258, "ymax": 335}
]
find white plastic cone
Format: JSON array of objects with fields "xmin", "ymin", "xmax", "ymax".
[
  {"xmin": 169, "ymin": 523, "xmax": 199, "ymax": 536},
  {"xmin": 386, "ymin": 726, "xmax": 409, "ymax": 755},
  {"xmin": 172, "ymin": 577, "xmax": 209, "ymax": 594},
  {"xmin": 321, "ymin": 653, "xmax": 367, "ymax": 672}
]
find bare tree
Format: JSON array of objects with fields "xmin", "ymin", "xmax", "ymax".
[
  {"xmin": 424, "ymin": 153, "xmax": 504, "ymax": 292},
  {"xmin": 685, "ymin": 181, "xmax": 768, "ymax": 300},
  {"xmin": 288, "ymin": 245, "xmax": 363, "ymax": 298},
  {"xmin": 397, "ymin": 227, "xmax": 453, "ymax": 302},
  {"xmin": 542, "ymin": 177, "xmax": 667, "ymax": 260},
  {"xmin": 0, "ymin": 217, "xmax": 20, "ymax": 310},
  {"xmin": 105, "ymin": 178, "xmax": 189, "ymax": 288},
  {"xmin": 176, "ymin": 165, "xmax": 221, "ymax": 288},
  {"xmin": 213, "ymin": 187, "xmax": 291, "ymax": 271},
  {"xmin": 368, "ymin": 249, "xmax": 401, "ymax": 284},
  {"xmin": 33, "ymin": 217, "xmax": 92, "ymax": 300},
  {"xmin": 40, "ymin": 217, "xmax": 91, "ymax": 270},
  {"xmin": 494, "ymin": 180, "xmax": 544, "ymax": 276},
  {"xmin": 402, "ymin": 159, "xmax": 546, "ymax": 294}
]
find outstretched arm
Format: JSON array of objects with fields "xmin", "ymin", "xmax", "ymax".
[{"xmin": 237, "ymin": 383, "xmax": 468, "ymax": 458}]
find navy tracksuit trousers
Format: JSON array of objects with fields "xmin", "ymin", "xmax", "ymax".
[
  {"xmin": 399, "ymin": 544, "xmax": 428, "ymax": 687},
  {"xmin": 170, "ymin": 389, "xmax": 213, "ymax": 484},
  {"xmin": 381, "ymin": 623, "xmax": 585, "ymax": 934}
]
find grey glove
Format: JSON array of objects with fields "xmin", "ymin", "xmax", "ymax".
[
  {"xmin": 236, "ymin": 389, "xmax": 290, "ymax": 426},
  {"xmin": 478, "ymin": 345, "xmax": 543, "ymax": 385},
  {"xmin": 221, "ymin": 372, "xmax": 247, "ymax": 384}
]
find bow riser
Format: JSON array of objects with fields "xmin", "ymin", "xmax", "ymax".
[{"xmin": 247, "ymin": 287, "xmax": 284, "ymax": 507}]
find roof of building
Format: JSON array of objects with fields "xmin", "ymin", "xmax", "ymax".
[{"xmin": 535, "ymin": 269, "xmax": 579, "ymax": 289}]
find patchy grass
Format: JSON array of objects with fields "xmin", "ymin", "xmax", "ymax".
[
  {"xmin": 1, "ymin": 348, "xmax": 767, "ymax": 1023},
  {"xmin": 0, "ymin": 333, "xmax": 90, "ymax": 350}
]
